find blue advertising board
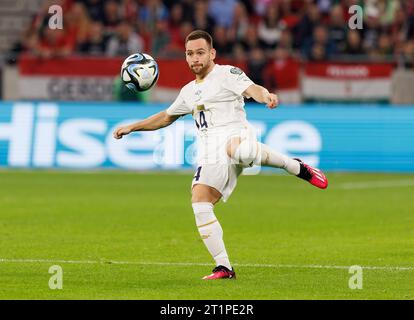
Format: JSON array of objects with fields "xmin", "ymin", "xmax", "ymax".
[{"xmin": 0, "ymin": 102, "xmax": 413, "ymax": 172}]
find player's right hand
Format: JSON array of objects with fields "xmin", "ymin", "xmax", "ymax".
[
  {"xmin": 266, "ymin": 93, "xmax": 279, "ymax": 109},
  {"xmin": 113, "ymin": 126, "xmax": 132, "ymax": 139}
]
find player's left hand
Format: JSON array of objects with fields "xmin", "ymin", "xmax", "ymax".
[{"xmin": 266, "ymin": 93, "xmax": 278, "ymax": 109}]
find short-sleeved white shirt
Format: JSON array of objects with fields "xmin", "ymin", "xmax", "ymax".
[{"xmin": 166, "ymin": 64, "xmax": 254, "ymax": 136}]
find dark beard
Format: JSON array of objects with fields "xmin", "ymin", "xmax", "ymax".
[{"xmin": 191, "ymin": 62, "xmax": 210, "ymax": 75}]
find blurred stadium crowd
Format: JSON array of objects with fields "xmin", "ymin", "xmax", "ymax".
[{"xmin": 7, "ymin": 0, "xmax": 414, "ymax": 68}]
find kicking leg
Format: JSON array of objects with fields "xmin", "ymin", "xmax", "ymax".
[
  {"xmin": 226, "ymin": 137, "xmax": 300, "ymax": 173},
  {"xmin": 191, "ymin": 184, "xmax": 236, "ymax": 280},
  {"xmin": 259, "ymin": 144, "xmax": 328, "ymax": 188},
  {"xmin": 227, "ymin": 138, "xmax": 328, "ymax": 189},
  {"xmin": 258, "ymin": 143, "xmax": 300, "ymax": 175}
]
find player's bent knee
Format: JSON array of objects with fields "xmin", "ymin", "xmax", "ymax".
[
  {"xmin": 232, "ymin": 139, "xmax": 259, "ymax": 167},
  {"xmin": 226, "ymin": 136, "xmax": 241, "ymax": 159}
]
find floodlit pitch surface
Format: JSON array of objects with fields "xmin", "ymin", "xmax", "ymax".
[{"xmin": 1, "ymin": 170, "xmax": 413, "ymax": 299}]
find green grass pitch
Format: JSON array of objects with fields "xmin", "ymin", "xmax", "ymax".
[{"xmin": 1, "ymin": 170, "xmax": 413, "ymax": 299}]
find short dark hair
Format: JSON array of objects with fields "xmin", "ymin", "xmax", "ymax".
[{"xmin": 185, "ymin": 30, "xmax": 213, "ymax": 48}]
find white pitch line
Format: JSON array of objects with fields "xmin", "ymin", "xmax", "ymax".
[
  {"xmin": 338, "ymin": 179, "xmax": 414, "ymax": 190},
  {"xmin": 0, "ymin": 258, "xmax": 413, "ymax": 271}
]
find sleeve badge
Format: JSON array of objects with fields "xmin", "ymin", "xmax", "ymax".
[{"xmin": 230, "ymin": 67, "xmax": 243, "ymax": 75}]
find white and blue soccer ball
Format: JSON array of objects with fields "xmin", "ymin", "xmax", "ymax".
[{"xmin": 120, "ymin": 53, "xmax": 159, "ymax": 92}]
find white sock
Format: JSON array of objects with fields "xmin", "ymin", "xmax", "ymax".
[
  {"xmin": 258, "ymin": 143, "xmax": 300, "ymax": 175},
  {"xmin": 192, "ymin": 202, "xmax": 232, "ymax": 270}
]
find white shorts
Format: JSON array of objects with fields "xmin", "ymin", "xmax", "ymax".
[
  {"xmin": 191, "ymin": 163, "xmax": 243, "ymax": 202},
  {"xmin": 191, "ymin": 123, "xmax": 258, "ymax": 202}
]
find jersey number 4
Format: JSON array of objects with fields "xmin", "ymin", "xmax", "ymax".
[
  {"xmin": 195, "ymin": 111, "xmax": 208, "ymax": 130},
  {"xmin": 194, "ymin": 166, "xmax": 202, "ymax": 181}
]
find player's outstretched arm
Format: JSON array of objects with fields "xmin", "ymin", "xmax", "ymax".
[
  {"xmin": 243, "ymin": 84, "xmax": 278, "ymax": 109},
  {"xmin": 113, "ymin": 111, "xmax": 180, "ymax": 139}
]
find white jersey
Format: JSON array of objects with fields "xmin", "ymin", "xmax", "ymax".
[
  {"xmin": 166, "ymin": 64, "xmax": 256, "ymax": 202},
  {"xmin": 166, "ymin": 64, "xmax": 254, "ymax": 136}
]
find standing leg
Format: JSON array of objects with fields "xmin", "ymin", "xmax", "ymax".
[{"xmin": 191, "ymin": 184, "xmax": 236, "ymax": 279}]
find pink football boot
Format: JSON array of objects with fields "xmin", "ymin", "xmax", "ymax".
[
  {"xmin": 202, "ymin": 266, "xmax": 236, "ymax": 280},
  {"xmin": 294, "ymin": 158, "xmax": 328, "ymax": 189}
]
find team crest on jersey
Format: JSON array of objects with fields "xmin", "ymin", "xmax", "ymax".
[
  {"xmin": 230, "ymin": 67, "xmax": 243, "ymax": 75},
  {"xmin": 195, "ymin": 89, "xmax": 202, "ymax": 102}
]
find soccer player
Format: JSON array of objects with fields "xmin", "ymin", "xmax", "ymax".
[{"xmin": 113, "ymin": 30, "xmax": 328, "ymax": 280}]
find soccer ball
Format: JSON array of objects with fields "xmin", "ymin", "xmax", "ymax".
[{"xmin": 120, "ymin": 53, "xmax": 159, "ymax": 92}]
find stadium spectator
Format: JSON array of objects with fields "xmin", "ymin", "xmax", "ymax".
[
  {"xmin": 254, "ymin": 0, "xmax": 274, "ymax": 17},
  {"xmin": 408, "ymin": 13, "xmax": 414, "ymax": 40},
  {"xmin": 35, "ymin": 28, "xmax": 76, "ymax": 59},
  {"xmin": 138, "ymin": 0, "xmax": 169, "ymax": 34},
  {"xmin": 309, "ymin": 43, "xmax": 328, "ymax": 61},
  {"xmin": 278, "ymin": 29, "xmax": 294, "ymax": 53},
  {"xmin": 377, "ymin": 33, "xmax": 393, "ymax": 56},
  {"xmin": 78, "ymin": 21, "xmax": 109, "ymax": 56},
  {"xmin": 344, "ymin": 30, "xmax": 365, "ymax": 56},
  {"xmin": 208, "ymin": 0, "xmax": 237, "ymax": 28},
  {"xmin": 376, "ymin": 0, "xmax": 400, "ymax": 27},
  {"xmin": 180, "ymin": 0, "xmax": 195, "ymax": 22},
  {"xmin": 65, "ymin": 2, "xmax": 91, "ymax": 46},
  {"xmin": 24, "ymin": 31, "xmax": 41, "ymax": 54},
  {"xmin": 278, "ymin": 0, "xmax": 301, "ymax": 30},
  {"xmin": 399, "ymin": 40, "xmax": 414, "ymax": 69},
  {"xmin": 122, "ymin": 0, "xmax": 139, "ymax": 25},
  {"xmin": 246, "ymin": 47, "xmax": 267, "ymax": 86},
  {"xmin": 264, "ymin": 46, "xmax": 292, "ymax": 92},
  {"xmin": 151, "ymin": 20, "xmax": 171, "ymax": 56},
  {"xmin": 362, "ymin": 6, "xmax": 382, "ymax": 52},
  {"xmin": 237, "ymin": 0, "xmax": 254, "ymax": 15},
  {"xmin": 302, "ymin": 25, "xmax": 336, "ymax": 60},
  {"xmin": 315, "ymin": 0, "xmax": 334, "ymax": 16},
  {"xmin": 390, "ymin": 6, "xmax": 411, "ymax": 44},
  {"xmin": 102, "ymin": 0, "xmax": 122, "ymax": 32},
  {"xmin": 231, "ymin": 42, "xmax": 247, "ymax": 63},
  {"xmin": 6, "ymin": 29, "xmax": 39, "ymax": 64},
  {"xmin": 106, "ymin": 21, "xmax": 144, "ymax": 57},
  {"xmin": 77, "ymin": 0, "xmax": 105, "ymax": 22},
  {"xmin": 168, "ymin": 2, "xmax": 184, "ymax": 36},
  {"xmin": 162, "ymin": 0, "xmax": 176, "ymax": 10},
  {"xmin": 230, "ymin": 1, "xmax": 249, "ymax": 42},
  {"xmin": 293, "ymin": 3, "xmax": 321, "ymax": 49},
  {"xmin": 257, "ymin": 4, "xmax": 285, "ymax": 51},
  {"xmin": 162, "ymin": 21, "xmax": 194, "ymax": 57},
  {"xmin": 328, "ymin": 4, "xmax": 347, "ymax": 53},
  {"xmin": 165, "ymin": 2, "xmax": 185, "ymax": 52},
  {"xmin": 212, "ymin": 25, "xmax": 234, "ymax": 56},
  {"xmin": 240, "ymin": 25, "xmax": 265, "ymax": 53},
  {"xmin": 192, "ymin": 0, "xmax": 215, "ymax": 36}
]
